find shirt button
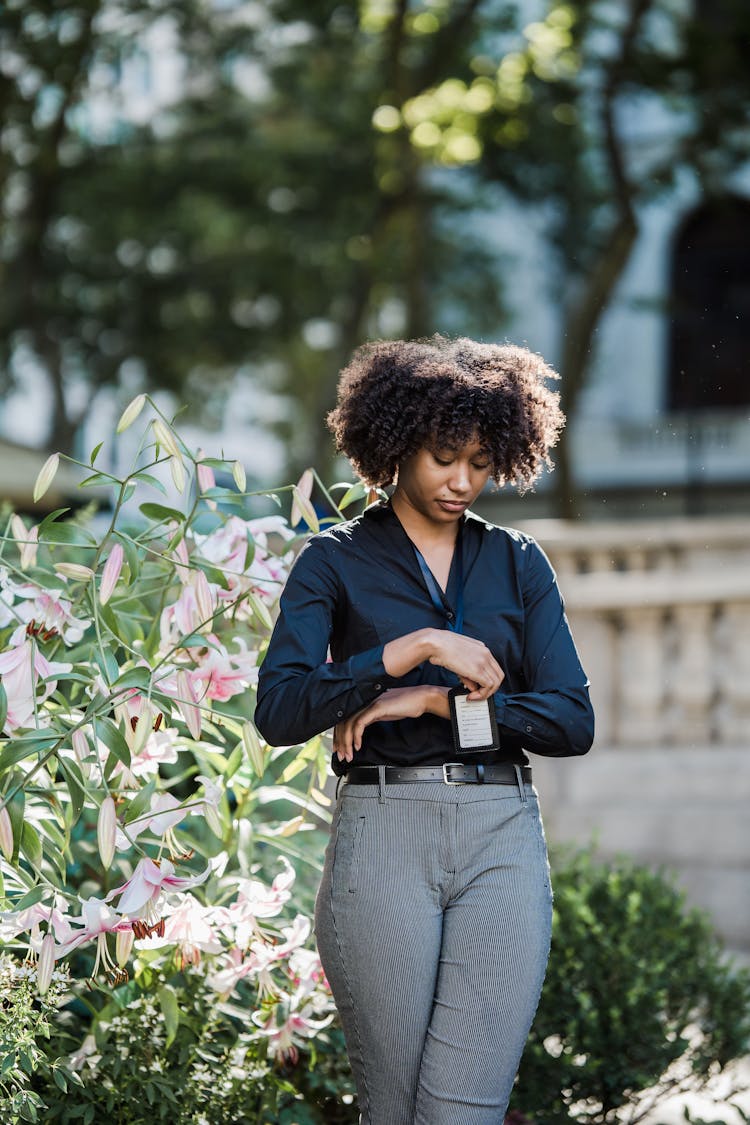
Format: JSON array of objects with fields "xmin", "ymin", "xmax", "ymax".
[
  {"xmin": 446, "ymin": 611, "xmax": 455, "ymax": 621},
  {"xmin": 337, "ymin": 710, "xmax": 344, "ymax": 718},
  {"xmin": 375, "ymin": 683, "xmax": 382, "ymax": 691},
  {"xmin": 526, "ymin": 725, "xmax": 533, "ymax": 732}
]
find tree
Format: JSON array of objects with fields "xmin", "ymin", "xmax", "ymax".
[
  {"xmin": 390, "ymin": 0, "xmax": 750, "ymax": 514},
  {"xmin": 0, "ymin": 0, "xmax": 504, "ymax": 473},
  {"xmin": 2, "ymin": 2, "xmax": 748, "ymax": 506}
]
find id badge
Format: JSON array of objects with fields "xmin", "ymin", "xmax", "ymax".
[{"xmin": 448, "ymin": 687, "xmax": 500, "ymax": 754}]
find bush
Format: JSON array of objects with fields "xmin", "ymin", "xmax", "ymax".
[{"xmin": 512, "ymin": 851, "xmax": 750, "ymax": 1125}]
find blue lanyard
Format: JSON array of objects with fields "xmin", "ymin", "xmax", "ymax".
[{"xmin": 411, "ymin": 529, "xmax": 464, "ymax": 634}]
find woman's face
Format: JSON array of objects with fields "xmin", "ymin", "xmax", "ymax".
[{"xmin": 394, "ymin": 437, "xmax": 492, "ymax": 526}]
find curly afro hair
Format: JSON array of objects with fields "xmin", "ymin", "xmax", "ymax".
[{"xmin": 326, "ymin": 336, "xmax": 564, "ymax": 492}]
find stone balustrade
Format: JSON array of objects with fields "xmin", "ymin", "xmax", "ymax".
[{"xmin": 514, "ymin": 517, "xmax": 750, "ymax": 954}]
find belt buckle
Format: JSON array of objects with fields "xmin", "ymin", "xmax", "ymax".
[{"xmin": 442, "ymin": 762, "xmax": 467, "ymax": 785}]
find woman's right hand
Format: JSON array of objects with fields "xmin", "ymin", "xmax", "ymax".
[
  {"xmin": 427, "ymin": 630, "xmax": 505, "ymax": 700},
  {"xmin": 382, "ymin": 627, "xmax": 505, "ymax": 700}
]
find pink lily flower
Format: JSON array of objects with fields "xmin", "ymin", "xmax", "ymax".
[
  {"xmin": 108, "ymin": 856, "xmax": 210, "ymax": 916},
  {"xmin": 0, "ymin": 639, "xmax": 71, "ymax": 734},
  {"xmin": 116, "ymin": 792, "xmax": 186, "ymax": 852},
  {"xmin": 188, "ymin": 637, "xmax": 258, "ymax": 703},
  {"xmin": 206, "ymin": 946, "xmax": 258, "ymax": 999},
  {"xmin": 251, "ymin": 987, "xmax": 334, "ymax": 1065},
  {"xmin": 57, "ymin": 896, "xmax": 134, "ymax": 983},
  {"xmin": 0, "ymin": 901, "xmax": 76, "ymax": 946},
  {"xmin": 213, "ymin": 859, "xmax": 295, "ymax": 947},
  {"xmin": 10, "ymin": 586, "xmax": 90, "ymax": 644},
  {"xmin": 141, "ymin": 892, "xmax": 223, "ymax": 968}
]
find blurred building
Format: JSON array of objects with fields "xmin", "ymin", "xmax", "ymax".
[{"xmin": 477, "ymin": 160, "xmax": 750, "ymax": 957}]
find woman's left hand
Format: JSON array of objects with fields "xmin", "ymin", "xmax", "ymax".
[{"xmin": 333, "ymin": 686, "xmax": 449, "ymax": 763}]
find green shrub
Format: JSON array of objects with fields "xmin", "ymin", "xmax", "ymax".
[{"xmin": 512, "ymin": 851, "xmax": 750, "ymax": 1125}]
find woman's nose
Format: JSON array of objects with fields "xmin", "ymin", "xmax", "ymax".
[{"xmin": 448, "ymin": 462, "xmax": 471, "ymax": 491}]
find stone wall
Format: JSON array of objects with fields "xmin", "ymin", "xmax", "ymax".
[{"xmin": 517, "ymin": 517, "xmax": 750, "ymax": 955}]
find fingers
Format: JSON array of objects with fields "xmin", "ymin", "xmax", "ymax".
[
  {"xmin": 432, "ymin": 634, "xmax": 505, "ymax": 696},
  {"xmin": 333, "ymin": 709, "xmax": 373, "ymax": 763}
]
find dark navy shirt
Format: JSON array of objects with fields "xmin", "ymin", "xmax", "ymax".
[{"xmin": 254, "ymin": 501, "xmax": 594, "ymax": 773}]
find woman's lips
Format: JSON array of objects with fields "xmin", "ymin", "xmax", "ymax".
[{"xmin": 436, "ymin": 500, "xmax": 468, "ymax": 512}]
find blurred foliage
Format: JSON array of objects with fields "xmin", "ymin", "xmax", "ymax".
[
  {"xmin": 1, "ymin": 1, "xmax": 749, "ymax": 505},
  {"xmin": 513, "ymin": 850, "xmax": 750, "ymax": 1125}
]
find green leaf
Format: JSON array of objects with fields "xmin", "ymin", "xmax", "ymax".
[
  {"xmin": 95, "ymin": 646, "xmax": 120, "ymax": 686},
  {"xmin": 120, "ymin": 536, "xmax": 141, "ymax": 585},
  {"xmin": 40, "ymin": 522, "xmax": 97, "ymax": 547},
  {"xmin": 112, "ymin": 667, "xmax": 153, "ymax": 693},
  {"xmin": 21, "ymin": 821, "xmax": 43, "ymax": 869},
  {"xmin": 139, "ymin": 502, "xmax": 185, "ymax": 524},
  {"xmin": 13, "ymin": 885, "xmax": 47, "ymax": 911},
  {"xmin": 59, "ymin": 758, "xmax": 86, "ymax": 825},
  {"xmin": 95, "ymin": 718, "xmax": 131, "ymax": 770},
  {"xmin": 123, "ymin": 484, "xmax": 135, "ymax": 503},
  {"xmin": 0, "ymin": 733, "xmax": 58, "ymax": 772},
  {"xmin": 36, "ymin": 508, "xmax": 71, "ymax": 537},
  {"xmin": 79, "ymin": 471, "xmax": 112, "ymax": 488},
  {"xmin": 6, "ymin": 790, "xmax": 25, "ymax": 862},
  {"xmin": 241, "ymin": 721, "xmax": 266, "ymax": 777},
  {"xmin": 53, "ymin": 1067, "xmax": 68, "ymax": 1092},
  {"xmin": 123, "ymin": 777, "xmax": 157, "ymax": 825},
  {"xmin": 90, "ymin": 441, "xmax": 104, "ymax": 465},
  {"xmin": 223, "ymin": 741, "xmax": 243, "ymax": 780},
  {"xmin": 132, "ymin": 470, "xmax": 167, "ymax": 495},
  {"xmin": 339, "ymin": 480, "xmax": 368, "ymax": 509},
  {"xmin": 158, "ymin": 985, "xmax": 180, "ymax": 1047}
]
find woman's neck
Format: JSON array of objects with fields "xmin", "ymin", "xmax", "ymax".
[{"xmin": 390, "ymin": 489, "xmax": 460, "ymax": 550}]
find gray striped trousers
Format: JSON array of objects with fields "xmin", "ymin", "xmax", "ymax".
[{"xmin": 314, "ymin": 775, "xmax": 553, "ymax": 1125}]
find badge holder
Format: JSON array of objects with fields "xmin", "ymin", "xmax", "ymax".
[{"xmin": 448, "ymin": 686, "xmax": 500, "ymax": 754}]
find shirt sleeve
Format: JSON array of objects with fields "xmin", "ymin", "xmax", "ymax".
[
  {"xmin": 493, "ymin": 537, "xmax": 595, "ymax": 757},
  {"xmin": 254, "ymin": 536, "xmax": 391, "ymax": 746}
]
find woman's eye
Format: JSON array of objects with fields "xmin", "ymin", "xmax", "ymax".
[
  {"xmin": 433, "ymin": 456, "xmax": 453, "ymax": 466},
  {"xmin": 473, "ymin": 462, "xmax": 490, "ymax": 471}
]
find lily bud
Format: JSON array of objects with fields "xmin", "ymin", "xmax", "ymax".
[
  {"xmin": 130, "ymin": 699, "xmax": 155, "ymax": 757},
  {"xmin": 11, "ymin": 515, "xmax": 39, "ymax": 570},
  {"xmin": 71, "ymin": 728, "xmax": 90, "ymax": 778},
  {"xmin": 55, "ymin": 563, "xmax": 95, "ymax": 582},
  {"xmin": 177, "ymin": 670, "xmax": 201, "ymax": 739},
  {"xmin": 116, "ymin": 393, "xmax": 147, "ymax": 433},
  {"xmin": 196, "ymin": 455, "xmax": 216, "ymax": 494},
  {"xmin": 33, "ymin": 452, "xmax": 60, "ymax": 503},
  {"xmin": 115, "ymin": 926, "xmax": 135, "ymax": 968},
  {"xmin": 194, "ymin": 570, "xmax": 214, "ymax": 624},
  {"xmin": 172, "ymin": 537, "xmax": 191, "ymax": 583},
  {"xmin": 0, "ymin": 805, "xmax": 14, "ymax": 861},
  {"xmin": 97, "ymin": 796, "xmax": 117, "ymax": 869},
  {"xmin": 291, "ymin": 469, "xmax": 318, "ymax": 531},
  {"xmin": 232, "ymin": 460, "xmax": 246, "ymax": 493},
  {"xmin": 152, "ymin": 418, "xmax": 181, "ymax": 461},
  {"xmin": 169, "ymin": 454, "xmax": 186, "ymax": 494},
  {"xmin": 99, "ymin": 543, "xmax": 124, "ymax": 606},
  {"xmin": 37, "ymin": 933, "xmax": 56, "ymax": 996}
]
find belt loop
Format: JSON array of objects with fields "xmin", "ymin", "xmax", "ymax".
[
  {"xmin": 514, "ymin": 764, "xmax": 528, "ymax": 804},
  {"xmin": 377, "ymin": 764, "xmax": 387, "ymax": 804},
  {"xmin": 335, "ymin": 775, "xmax": 343, "ymax": 801},
  {"xmin": 476, "ymin": 763, "xmax": 485, "ymax": 784}
]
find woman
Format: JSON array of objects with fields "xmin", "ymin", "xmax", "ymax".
[{"xmin": 254, "ymin": 336, "xmax": 594, "ymax": 1125}]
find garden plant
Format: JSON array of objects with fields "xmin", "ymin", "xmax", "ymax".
[{"xmin": 1, "ymin": 399, "xmax": 748, "ymax": 1124}]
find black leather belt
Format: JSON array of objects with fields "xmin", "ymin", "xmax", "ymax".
[{"xmin": 341, "ymin": 763, "xmax": 532, "ymax": 786}]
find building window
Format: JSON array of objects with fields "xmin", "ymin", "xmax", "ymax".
[{"xmin": 667, "ymin": 197, "xmax": 750, "ymax": 411}]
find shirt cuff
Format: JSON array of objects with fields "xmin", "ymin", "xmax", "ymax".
[{"xmin": 347, "ymin": 645, "xmax": 392, "ymax": 699}]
